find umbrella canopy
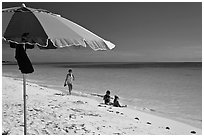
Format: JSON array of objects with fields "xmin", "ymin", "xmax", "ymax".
[{"xmin": 2, "ymin": 3, "xmax": 115, "ymax": 50}]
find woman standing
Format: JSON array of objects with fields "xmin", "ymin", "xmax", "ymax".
[{"xmin": 64, "ymin": 69, "xmax": 75, "ymax": 95}]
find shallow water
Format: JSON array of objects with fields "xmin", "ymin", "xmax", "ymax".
[{"xmin": 2, "ymin": 62, "xmax": 202, "ymax": 128}]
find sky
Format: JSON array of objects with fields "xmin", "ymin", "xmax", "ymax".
[{"xmin": 2, "ymin": 2, "xmax": 202, "ymax": 62}]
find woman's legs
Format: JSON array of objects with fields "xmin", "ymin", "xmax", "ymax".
[{"xmin": 68, "ymin": 84, "xmax": 72, "ymax": 94}]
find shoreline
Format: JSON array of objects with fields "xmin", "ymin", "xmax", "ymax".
[
  {"xmin": 37, "ymin": 81, "xmax": 203, "ymax": 129},
  {"xmin": 3, "ymin": 74, "xmax": 202, "ymax": 129},
  {"xmin": 2, "ymin": 76, "xmax": 202, "ymax": 135},
  {"xmin": 3, "ymin": 64, "xmax": 202, "ymax": 129}
]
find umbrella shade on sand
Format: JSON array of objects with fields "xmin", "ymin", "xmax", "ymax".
[{"xmin": 2, "ymin": 3, "xmax": 115, "ymax": 135}]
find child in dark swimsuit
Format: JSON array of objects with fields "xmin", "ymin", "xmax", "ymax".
[
  {"xmin": 103, "ymin": 90, "xmax": 111, "ymax": 105},
  {"xmin": 113, "ymin": 95, "xmax": 127, "ymax": 107}
]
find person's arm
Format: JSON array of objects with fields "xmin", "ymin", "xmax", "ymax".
[
  {"xmin": 118, "ymin": 101, "xmax": 122, "ymax": 107},
  {"xmin": 103, "ymin": 95, "xmax": 105, "ymax": 100},
  {"xmin": 114, "ymin": 100, "xmax": 121, "ymax": 107},
  {"xmin": 73, "ymin": 74, "xmax": 75, "ymax": 81},
  {"xmin": 117, "ymin": 101, "xmax": 128, "ymax": 107},
  {"xmin": 64, "ymin": 74, "xmax": 68, "ymax": 86}
]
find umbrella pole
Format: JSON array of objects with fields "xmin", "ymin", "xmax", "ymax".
[{"xmin": 23, "ymin": 74, "xmax": 27, "ymax": 135}]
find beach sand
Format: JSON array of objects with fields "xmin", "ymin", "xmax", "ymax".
[{"xmin": 2, "ymin": 76, "xmax": 202, "ymax": 135}]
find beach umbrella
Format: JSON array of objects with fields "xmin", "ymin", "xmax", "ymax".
[{"xmin": 2, "ymin": 3, "xmax": 115, "ymax": 135}]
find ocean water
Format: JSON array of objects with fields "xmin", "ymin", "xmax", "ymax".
[{"xmin": 2, "ymin": 62, "xmax": 202, "ymax": 128}]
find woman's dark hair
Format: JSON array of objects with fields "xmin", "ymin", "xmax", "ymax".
[
  {"xmin": 106, "ymin": 90, "xmax": 110, "ymax": 94},
  {"xmin": 68, "ymin": 69, "xmax": 72, "ymax": 72}
]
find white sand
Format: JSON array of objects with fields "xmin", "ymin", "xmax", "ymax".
[{"xmin": 2, "ymin": 76, "xmax": 202, "ymax": 135}]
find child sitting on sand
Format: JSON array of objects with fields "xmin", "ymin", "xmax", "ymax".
[
  {"xmin": 113, "ymin": 95, "xmax": 127, "ymax": 107},
  {"xmin": 103, "ymin": 90, "xmax": 111, "ymax": 105}
]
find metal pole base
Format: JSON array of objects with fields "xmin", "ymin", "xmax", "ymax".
[{"xmin": 23, "ymin": 74, "xmax": 27, "ymax": 135}]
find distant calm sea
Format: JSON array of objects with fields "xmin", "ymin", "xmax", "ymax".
[{"xmin": 2, "ymin": 62, "xmax": 202, "ymax": 128}]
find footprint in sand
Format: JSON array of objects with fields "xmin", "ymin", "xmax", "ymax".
[
  {"xmin": 70, "ymin": 108, "xmax": 83, "ymax": 112},
  {"xmin": 33, "ymin": 107, "xmax": 43, "ymax": 112},
  {"xmin": 2, "ymin": 130, "xmax": 10, "ymax": 135},
  {"xmin": 113, "ymin": 132, "xmax": 122, "ymax": 135},
  {"xmin": 73, "ymin": 100, "xmax": 87, "ymax": 104},
  {"xmin": 98, "ymin": 104, "xmax": 106, "ymax": 107},
  {"xmin": 54, "ymin": 93, "xmax": 65, "ymax": 96},
  {"xmin": 134, "ymin": 117, "xmax": 139, "ymax": 120},
  {"xmin": 165, "ymin": 127, "xmax": 170, "ymax": 130},
  {"xmin": 146, "ymin": 122, "xmax": 151, "ymax": 125},
  {"xmin": 190, "ymin": 131, "xmax": 196, "ymax": 134},
  {"xmin": 107, "ymin": 110, "xmax": 113, "ymax": 113},
  {"xmin": 69, "ymin": 114, "xmax": 77, "ymax": 119},
  {"xmin": 49, "ymin": 99, "xmax": 57, "ymax": 103}
]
